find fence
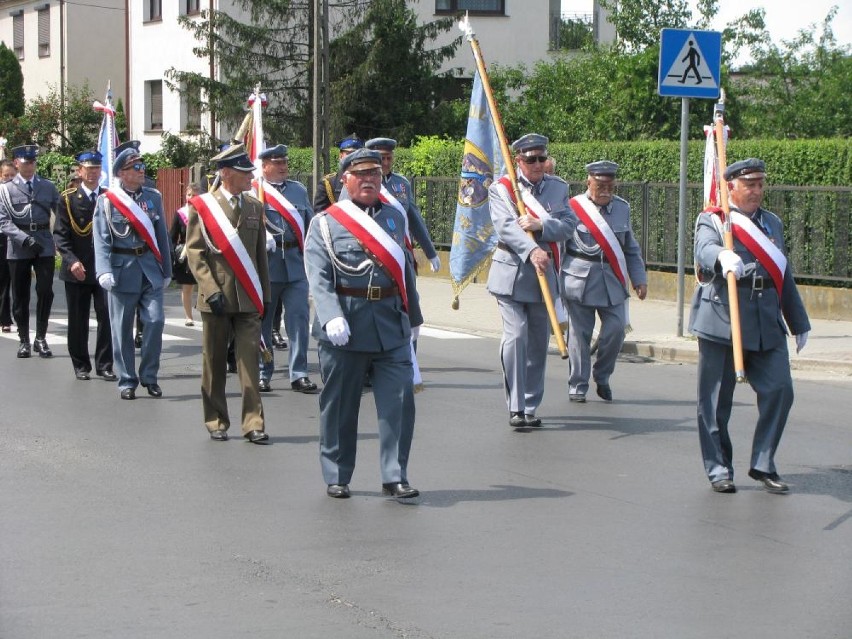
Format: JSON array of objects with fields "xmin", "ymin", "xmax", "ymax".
[{"xmin": 410, "ymin": 177, "xmax": 852, "ymax": 285}]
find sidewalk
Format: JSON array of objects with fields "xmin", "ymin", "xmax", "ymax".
[{"xmin": 415, "ymin": 276, "xmax": 852, "ymax": 378}]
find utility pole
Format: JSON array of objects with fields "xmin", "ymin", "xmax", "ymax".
[{"xmin": 312, "ymin": 0, "xmax": 330, "ymax": 194}]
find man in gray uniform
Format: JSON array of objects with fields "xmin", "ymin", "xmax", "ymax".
[
  {"xmin": 255, "ymin": 144, "xmax": 318, "ymax": 394},
  {"xmin": 689, "ymin": 158, "xmax": 810, "ymax": 494},
  {"xmin": 487, "ymin": 134, "xmax": 574, "ymax": 428},
  {"xmin": 0, "ymin": 145, "xmax": 60, "ymax": 358},
  {"xmin": 562, "ymin": 161, "xmax": 647, "ymax": 403},
  {"xmin": 93, "ymin": 148, "xmax": 172, "ymax": 400},
  {"xmin": 365, "ymin": 137, "xmax": 441, "ymax": 273},
  {"xmin": 304, "ymin": 148, "xmax": 423, "ymax": 500}
]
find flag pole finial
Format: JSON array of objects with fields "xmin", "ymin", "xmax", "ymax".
[{"xmin": 458, "ymin": 13, "xmax": 474, "ymax": 40}]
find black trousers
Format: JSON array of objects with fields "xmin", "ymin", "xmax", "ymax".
[
  {"xmin": 0, "ymin": 238, "xmax": 11, "ymax": 326},
  {"xmin": 9, "ymin": 256, "xmax": 55, "ymax": 342},
  {"xmin": 65, "ymin": 280, "xmax": 113, "ymax": 373}
]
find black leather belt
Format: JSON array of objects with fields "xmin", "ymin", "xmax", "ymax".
[
  {"xmin": 565, "ymin": 247, "xmax": 608, "ymax": 263},
  {"xmin": 276, "ymin": 239, "xmax": 299, "ymax": 250},
  {"xmin": 113, "ymin": 245, "xmax": 150, "ymax": 256},
  {"xmin": 336, "ymin": 285, "xmax": 399, "ymax": 300},
  {"xmin": 15, "ymin": 222, "xmax": 50, "ymax": 231},
  {"xmin": 497, "ymin": 241, "xmax": 552, "ymax": 257},
  {"xmin": 737, "ymin": 276, "xmax": 775, "ymax": 290}
]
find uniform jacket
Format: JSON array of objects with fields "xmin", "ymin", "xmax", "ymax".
[
  {"xmin": 93, "ymin": 185, "xmax": 173, "ymax": 294},
  {"xmin": 561, "ymin": 193, "xmax": 647, "ymax": 307},
  {"xmin": 313, "ymin": 172, "xmax": 343, "ymax": 212},
  {"xmin": 54, "ymin": 185, "xmax": 103, "ymax": 285},
  {"xmin": 263, "ymin": 180, "xmax": 313, "ymax": 285},
  {"xmin": 185, "ymin": 189, "xmax": 270, "ymax": 314},
  {"xmin": 688, "ymin": 205, "xmax": 811, "ymax": 351},
  {"xmin": 0, "ymin": 173, "xmax": 60, "ymax": 259},
  {"xmin": 383, "ymin": 172, "xmax": 437, "ymax": 260},
  {"xmin": 304, "ymin": 200, "xmax": 423, "ymax": 353},
  {"xmin": 486, "ymin": 173, "xmax": 574, "ymax": 304}
]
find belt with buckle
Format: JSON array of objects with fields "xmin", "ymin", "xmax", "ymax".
[
  {"xmin": 275, "ymin": 239, "xmax": 300, "ymax": 250},
  {"xmin": 737, "ymin": 275, "xmax": 775, "ymax": 290},
  {"xmin": 113, "ymin": 245, "xmax": 150, "ymax": 256},
  {"xmin": 15, "ymin": 222, "xmax": 50, "ymax": 231},
  {"xmin": 565, "ymin": 247, "xmax": 608, "ymax": 263},
  {"xmin": 336, "ymin": 285, "xmax": 400, "ymax": 301}
]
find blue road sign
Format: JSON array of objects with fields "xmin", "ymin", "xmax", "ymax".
[{"xmin": 658, "ymin": 29, "xmax": 722, "ymax": 99}]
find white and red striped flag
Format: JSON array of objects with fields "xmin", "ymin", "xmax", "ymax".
[{"xmin": 93, "ymin": 83, "xmax": 119, "ymax": 188}]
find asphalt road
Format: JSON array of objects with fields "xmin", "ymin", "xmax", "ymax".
[{"xmin": 2, "ymin": 290, "xmax": 851, "ymax": 638}]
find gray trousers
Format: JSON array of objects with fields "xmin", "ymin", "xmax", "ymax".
[
  {"xmin": 260, "ymin": 279, "xmax": 310, "ymax": 382},
  {"xmin": 567, "ymin": 301, "xmax": 625, "ymax": 395},
  {"xmin": 108, "ymin": 280, "xmax": 163, "ymax": 390},
  {"xmin": 696, "ymin": 338, "xmax": 794, "ymax": 482},
  {"xmin": 317, "ymin": 341, "xmax": 414, "ymax": 486},
  {"xmin": 495, "ymin": 296, "xmax": 549, "ymax": 415}
]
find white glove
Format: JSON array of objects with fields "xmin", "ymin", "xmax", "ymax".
[
  {"xmin": 411, "ymin": 325, "xmax": 421, "ymax": 341},
  {"xmin": 325, "ymin": 316, "xmax": 351, "ymax": 346},
  {"xmin": 795, "ymin": 332, "xmax": 809, "ymax": 354},
  {"xmin": 98, "ymin": 273, "xmax": 115, "ymax": 291},
  {"xmin": 429, "ymin": 256, "xmax": 441, "ymax": 273},
  {"xmin": 718, "ymin": 249, "xmax": 745, "ymax": 280},
  {"xmin": 266, "ymin": 232, "xmax": 276, "ymax": 253},
  {"xmin": 163, "ymin": 277, "xmax": 172, "ymax": 289}
]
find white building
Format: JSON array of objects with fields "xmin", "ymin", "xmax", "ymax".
[{"xmin": 0, "ymin": 0, "xmax": 125, "ymax": 111}]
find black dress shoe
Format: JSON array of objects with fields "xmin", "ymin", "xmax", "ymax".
[
  {"xmin": 327, "ymin": 484, "xmax": 351, "ymax": 498},
  {"xmin": 382, "ymin": 482, "xmax": 420, "ymax": 499},
  {"xmin": 96, "ymin": 368, "xmax": 118, "ymax": 381},
  {"xmin": 210, "ymin": 429, "xmax": 228, "ymax": 441},
  {"xmin": 711, "ymin": 479, "xmax": 737, "ymax": 493},
  {"xmin": 227, "ymin": 361, "xmax": 238, "ymax": 374},
  {"xmin": 33, "ymin": 337, "xmax": 52, "ymax": 358},
  {"xmin": 244, "ymin": 430, "xmax": 269, "ymax": 444},
  {"xmin": 596, "ymin": 384, "xmax": 613, "ymax": 402},
  {"xmin": 75, "ymin": 370, "xmax": 91, "ymax": 381},
  {"xmin": 134, "ymin": 333, "xmax": 143, "ymax": 349},
  {"xmin": 258, "ymin": 378, "xmax": 271, "ymax": 392},
  {"xmin": 569, "ymin": 393, "xmax": 586, "ymax": 403},
  {"xmin": 524, "ymin": 414, "xmax": 542, "ymax": 427},
  {"xmin": 120, "ymin": 388, "xmax": 136, "ymax": 400},
  {"xmin": 17, "ymin": 342, "xmax": 31, "ymax": 358},
  {"xmin": 272, "ymin": 330, "xmax": 288, "ymax": 350},
  {"xmin": 141, "ymin": 382, "xmax": 163, "ymax": 397},
  {"xmin": 291, "ymin": 377, "xmax": 318, "ymax": 394},
  {"xmin": 509, "ymin": 412, "xmax": 526, "ymax": 428},
  {"xmin": 749, "ymin": 469, "xmax": 789, "ymax": 494}
]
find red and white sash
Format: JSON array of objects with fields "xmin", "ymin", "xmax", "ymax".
[
  {"xmin": 378, "ymin": 185, "xmax": 413, "ymax": 252},
  {"xmin": 190, "ymin": 193, "xmax": 264, "ymax": 314},
  {"xmin": 253, "ymin": 179, "xmax": 305, "ymax": 251},
  {"xmin": 569, "ymin": 194, "xmax": 629, "ymax": 292},
  {"xmin": 104, "ymin": 188, "xmax": 162, "ymax": 262},
  {"xmin": 325, "ymin": 200, "xmax": 409, "ymax": 311},
  {"xmin": 710, "ymin": 209, "xmax": 786, "ymax": 293},
  {"xmin": 496, "ymin": 176, "xmax": 561, "ymax": 270}
]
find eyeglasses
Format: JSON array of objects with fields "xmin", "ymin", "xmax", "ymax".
[{"xmin": 520, "ymin": 155, "xmax": 549, "ymax": 165}]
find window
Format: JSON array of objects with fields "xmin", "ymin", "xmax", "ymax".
[
  {"xmin": 146, "ymin": 80, "xmax": 163, "ymax": 131},
  {"xmin": 435, "ymin": 0, "xmax": 505, "ymax": 15},
  {"xmin": 12, "ymin": 12, "xmax": 24, "ymax": 60},
  {"xmin": 37, "ymin": 6, "xmax": 50, "ymax": 57},
  {"xmin": 182, "ymin": 0, "xmax": 201, "ymax": 15},
  {"xmin": 182, "ymin": 85, "xmax": 202, "ymax": 131},
  {"xmin": 144, "ymin": 0, "xmax": 163, "ymax": 22}
]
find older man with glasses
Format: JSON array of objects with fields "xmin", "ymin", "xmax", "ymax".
[{"xmin": 93, "ymin": 147, "xmax": 172, "ymax": 400}]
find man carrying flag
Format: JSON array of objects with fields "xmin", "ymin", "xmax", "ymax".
[
  {"xmin": 93, "ymin": 147, "xmax": 172, "ymax": 400},
  {"xmin": 185, "ymin": 144, "xmax": 271, "ymax": 444}
]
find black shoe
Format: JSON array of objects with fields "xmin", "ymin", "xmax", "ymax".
[
  {"xmin": 141, "ymin": 382, "xmax": 162, "ymax": 397},
  {"xmin": 134, "ymin": 333, "xmax": 143, "ymax": 349},
  {"xmin": 33, "ymin": 337, "xmax": 52, "ymax": 358},
  {"xmin": 749, "ymin": 469, "xmax": 789, "ymax": 494},
  {"xmin": 258, "ymin": 378, "xmax": 271, "ymax": 392},
  {"xmin": 382, "ymin": 482, "xmax": 420, "ymax": 499},
  {"xmin": 96, "ymin": 368, "xmax": 117, "ymax": 382},
  {"xmin": 711, "ymin": 479, "xmax": 737, "ymax": 493},
  {"xmin": 16, "ymin": 342, "xmax": 31, "ymax": 358},
  {"xmin": 524, "ymin": 414, "xmax": 542, "ymax": 427},
  {"xmin": 596, "ymin": 384, "xmax": 613, "ymax": 402},
  {"xmin": 327, "ymin": 484, "xmax": 351, "ymax": 498},
  {"xmin": 120, "ymin": 388, "xmax": 136, "ymax": 400},
  {"xmin": 569, "ymin": 393, "xmax": 586, "ymax": 403},
  {"xmin": 291, "ymin": 377, "xmax": 318, "ymax": 394},
  {"xmin": 244, "ymin": 430, "xmax": 269, "ymax": 444},
  {"xmin": 272, "ymin": 330, "xmax": 287, "ymax": 350},
  {"xmin": 74, "ymin": 369, "xmax": 91, "ymax": 381},
  {"xmin": 509, "ymin": 412, "xmax": 525, "ymax": 428},
  {"xmin": 210, "ymin": 429, "xmax": 228, "ymax": 441},
  {"xmin": 227, "ymin": 361, "xmax": 238, "ymax": 374}
]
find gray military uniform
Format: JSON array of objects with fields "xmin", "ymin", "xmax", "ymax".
[
  {"xmin": 304, "ymin": 201, "xmax": 423, "ymax": 486},
  {"xmin": 688, "ymin": 205, "xmax": 810, "ymax": 483},
  {"xmin": 561, "ymin": 193, "xmax": 647, "ymax": 396},
  {"xmin": 486, "ymin": 173, "xmax": 574, "ymax": 416},
  {"xmin": 383, "ymin": 172, "xmax": 438, "ymax": 263}
]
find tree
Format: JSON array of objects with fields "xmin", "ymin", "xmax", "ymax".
[
  {"xmin": 21, "ymin": 83, "xmax": 101, "ymax": 153},
  {"xmin": 0, "ymin": 42, "xmax": 24, "ymax": 117}
]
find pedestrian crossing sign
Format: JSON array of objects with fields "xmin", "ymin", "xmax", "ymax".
[{"xmin": 658, "ymin": 28, "xmax": 722, "ymax": 99}]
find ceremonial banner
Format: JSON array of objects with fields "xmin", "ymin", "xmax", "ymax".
[
  {"xmin": 449, "ymin": 71, "xmax": 503, "ymax": 308},
  {"xmin": 703, "ymin": 122, "xmax": 729, "ymax": 207},
  {"xmin": 93, "ymin": 84, "xmax": 119, "ymax": 188}
]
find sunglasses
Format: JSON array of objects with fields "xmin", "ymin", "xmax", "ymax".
[
  {"xmin": 123, "ymin": 162, "xmax": 146, "ymax": 172},
  {"xmin": 520, "ymin": 155, "xmax": 549, "ymax": 164}
]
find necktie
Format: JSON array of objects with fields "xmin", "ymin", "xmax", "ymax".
[
  {"xmin": 26, "ymin": 181, "xmax": 33, "ymax": 195},
  {"xmin": 231, "ymin": 195, "xmax": 240, "ymax": 210},
  {"xmin": 90, "ymin": 192, "xmax": 97, "ymax": 206}
]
